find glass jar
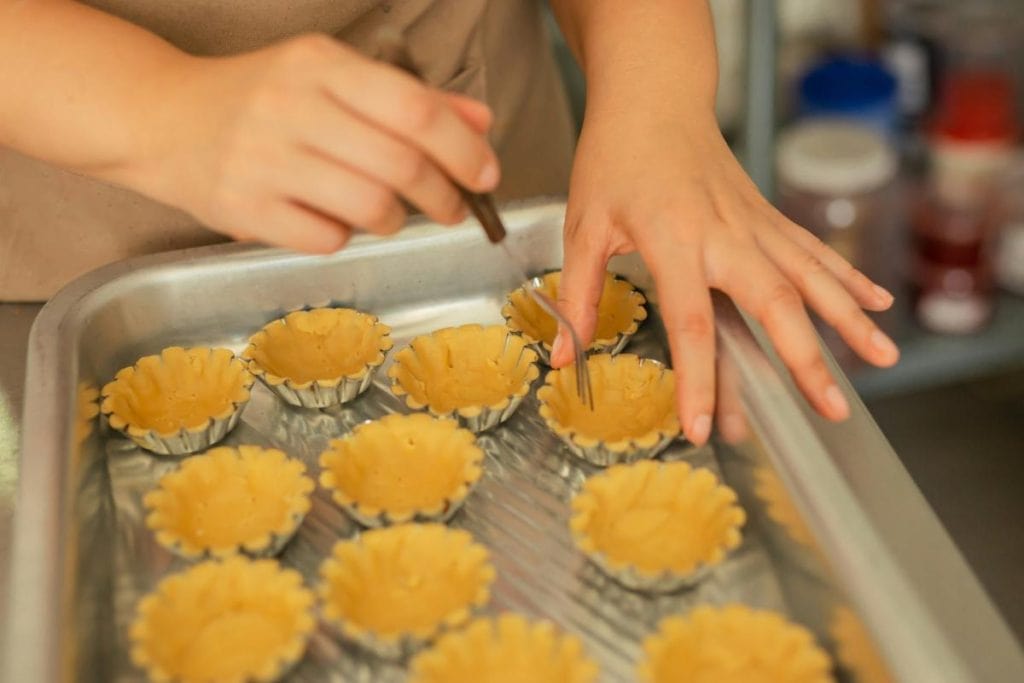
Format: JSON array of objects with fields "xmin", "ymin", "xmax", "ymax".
[
  {"xmin": 912, "ymin": 190, "xmax": 995, "ymax": 334},
  {"xmin": 777, "ymin": 119, "xmax": 899, "ymax": 269}
]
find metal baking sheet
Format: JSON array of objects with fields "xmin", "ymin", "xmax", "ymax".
[
  {"xmin": 106, "ymin": 317, "xmax": 789, "ymax": 683},
  {"xmin": 12, "ymin": 200, "xmax": 1024, "ymax": 683}
]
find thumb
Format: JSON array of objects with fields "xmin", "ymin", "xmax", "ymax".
[{"xmin": 552, "ymin": 223, "xmax": 607, "ymax": 368}]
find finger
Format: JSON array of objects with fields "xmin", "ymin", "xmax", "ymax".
[
  {"xmin": 756, "ymin": 228, "xmax": 900, "ymax": 368},
  {"xmin": 298, "ymin": 94, "xmax": 465, "ymax": 224},
  {"xmin": 324, "ymin": 51, "xmax": 500, "ymax": 191},
  {"xmin": 646, "ymin": 243, "xmax": 716, "ymax": 446},
  {"xmin": 715, "ymin": 249, "xmax": 850, "ymax": 421},
  {"xmin": 276, "ymin": 150, "xmax": 407, "ymax": 236},
  {"xmin": 252, "ymin": 200, "xmax": 352, "ymax": 254},
  {"xmin": 775, "ymin": 214, "xmax": 894, "ymax": 311},
  {"xmin": 443, "ymin": 92, "xmax": 493, "ymax": 133},
  {"xmin": 552, "ymin": 218, "xmax": 608, "ymax": 368}
]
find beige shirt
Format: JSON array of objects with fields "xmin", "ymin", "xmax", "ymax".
[{"xmin": 0, "ymin": 0, "xmax": 574, "ymax": 301}]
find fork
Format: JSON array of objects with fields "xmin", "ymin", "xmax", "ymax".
[{"xmin": 377, "ymin": 30, "xmax": 595, "ymax": 409}]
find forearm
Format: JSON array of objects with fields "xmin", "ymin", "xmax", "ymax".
[
  {"xmin": 0, "ymin": 0, "xmax": 194, "ymax": 185},
  {"xmin": 550, "ymin": 0, "xmax": 718, "ymax": 123}
]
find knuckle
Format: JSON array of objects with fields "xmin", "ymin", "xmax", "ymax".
[
  {"xmin": 667, "ymin": 311, "xmax": 714, "ymax": 341},
  {"xmin": 798, "ymin": 354, "xmax": 830, "ymax": 381},
  {"xmin": 248, "ymin": 80, "xmax": 290, "ymax": 119},
  {"xmin": 394, "ymin": 149, "xmax": 431, "ymax": 187},
  {"xmin": 357, "ymin": 187, "xmax": 398, "ymax": 229},
  {"xmin": 793, "ymin": 250, "xmax": 828, "ymax": 287},
  {"xmin": 763, "ymin": 282, "xmax": 802, "ymax": 312},
  {"xmin": 401, "ymin": 89, "xmax": 442, "ymax": 133},
  {"xmin": 279, "ymin": 34, "xmax": 335, "ymax": 69}
]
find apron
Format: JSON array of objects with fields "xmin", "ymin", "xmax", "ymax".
[{"xmin": 0, "ymin": 0, "xmax": 574, "ymax": 301}]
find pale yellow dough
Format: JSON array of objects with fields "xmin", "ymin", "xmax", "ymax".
[
  {"xmin": 539, "ymin": 353, "xmax": 677, "ymax": 445},
  {"xmin": 130, "ymin": 557, "xmax": 315, "ymax": 683},
  {"xmin": 144, "ymin": 445, "xmax": 314, "ymax": 557},
  {"xmin": 571, "ymin": 460, "xmax": 744, "ymax": 576},
  {"xmin": 319, "ymin": 413, "xmax": 483, "ymax": 520},
  {"xmin": 503, "ymin": 271, "xmax": 646, "ymax": 350},
  {"xmin": 244, "ymin": 308, "xmax": 392, "ymax": 384},
  {"xmin": 319, "ymin": 524, "xmax": 495, "ymax": 642},
  {"xmin": 101, "ymin": 346, "xmax": 251, "ymax": 435},
  {"xmin": 389, "ymin": 324, "xmax": 538, "ymax": 415},
  {"xmin": 410, "ymin": 613, "xmax": 599, "ymax": 683},
  {"xmin": 638, "ymin": 605, "xmax": 834, "ymax": 683}
]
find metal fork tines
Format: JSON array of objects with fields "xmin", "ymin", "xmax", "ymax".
[{"xmin": 525, "ymin": 278, "xmax": 594, "ymax": 411}]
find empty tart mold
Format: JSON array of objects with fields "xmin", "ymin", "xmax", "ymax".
[
  {"xmin": 538, "ymin": 353, "xmax": 679, "ymax": 466},
  {"xmin": 319, "ymin": 413, "xmax": 484, "ymax": 527},
  {"xmin": 318, "ymin": 523, "xmax": 495, "ymax": 659},
  {"xmin": 101, "ymin": 346, "xmax": 254, "ymax": 455},
  {"xmin": 570, "ymin": 460, "xmax": 745, "ymax": 592},
  {"xmin": 638, "ymin": 605, "xmax": 834, "ymax": 683},
  {"xmin": 409, "ymin": 613, "xmax": 599, "ymax": 683},
  {"xmin": 144, "ymin": 445, "xmax": 314, "ymax": 559},
  {"xmin": 502, "ymin": 271, "xmax": 647, "ymax": 364},
  {"xmin": 130, "ymin": 557, "xmax": 315, "ymax": 683},
  {"xmin": 388, "ymin": 324, "xmax": 540, "ymax": 432},
  {"xmin": 243, "ymin": 308, "xmax": 393, "ymax": 408}
]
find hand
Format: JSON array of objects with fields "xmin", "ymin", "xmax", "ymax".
[
  {"xmin": 129, "ymin": 34, "xmax": 499, "ymax": 252},
  {"xmin": 552, "ymin": 108, "xmax": 900, "ymax": 446}
]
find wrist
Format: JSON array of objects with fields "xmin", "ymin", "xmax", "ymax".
[{"xmin": 99, "ymin": 53, "xmax": 209, "ymax": 207}]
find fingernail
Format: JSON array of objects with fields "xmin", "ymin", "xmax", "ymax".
[
  {"xmin": 690, "ymin": 414, "xmax": 712, "ymax": 445},
  {"xmin": 870, "ymin": 330, "xmax": 899, "ymax": 361},
  {"xmin": 824, "ymin": 384, "xmax": 849, "ymax": 420},
  {"xmin": 873, "ymin": 284, "xmax": 894, "ymax": 305},
  {"xmin": 476, "ymin": 160, "xmax": 500, "ymax": 190}
]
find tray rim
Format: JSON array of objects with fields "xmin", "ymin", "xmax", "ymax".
[{"xmin": 6, "ymin": 198, "xmax": 1023, "ymax": 682}]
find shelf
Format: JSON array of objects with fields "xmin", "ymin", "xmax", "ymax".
[{"xmin": 851, "ymin": 294, "xmax": 1024, "ymax": 400}]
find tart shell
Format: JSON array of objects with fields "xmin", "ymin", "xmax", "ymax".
[
  {"xmin": 319, "ymin": 413, "xmax": 484, "ymax": 527},
  {"xmin": 571, "ymin": 460, "xmax": 745, "ymax": 592},
  {"xmin": 144, "ymin": 445, "xmax": 314, "ymax": 559},
  {"xmin": 318, "ymin": 523, "xmax": 495, "ymax": 659},
  {"xmin": 638, "ymin": 604, "xmax": 833, "ymax": 683},
  {"xmin": 130, "ymin": 557, "xmax": 316, "ymax": 683},
  {"xmin": 502, "ymin": 271, "xmax": 647, "ymax": 364},
  {"xmin": 537, "ymin": 354, "xmax": 679, "ymax": 466},
  {"xmin": 388, "ymin": 324, "xmax": 539, "ymax": 432},
  {"xmin": 409, "ymin": 613, "xmax": 599, "ymax": 683},
  {"xmin": 101, "ymin": 346, "xmax": 253, "ymax": 456},
  {"xmin": 243, "ymin": 308, "xmax": 392, "ymax": 408}
]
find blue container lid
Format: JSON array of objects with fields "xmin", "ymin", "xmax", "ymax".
[{"xmin": 799, "ymin": 56, "xmax": 897, "ymax": 114}]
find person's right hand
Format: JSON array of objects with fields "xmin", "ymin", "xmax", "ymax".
[{"xmin": 130, "ymin": 34, "xmax": 500, "ymax": 252}]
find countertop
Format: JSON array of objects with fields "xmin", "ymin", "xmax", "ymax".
[{"xmin": 0, "ymin": 303, "xmax": 41, "ymax": 641}]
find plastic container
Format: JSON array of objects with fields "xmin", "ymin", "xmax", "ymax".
[
  {"xmin": 777, "ymin": 119, "xmax": 899, "ymax": 267},
  {"xmin": 798, "ymin": 56, "xmax": 899, "ymax": 136}
]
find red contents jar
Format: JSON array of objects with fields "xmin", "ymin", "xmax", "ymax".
[
  {"xmin": 914, "ymin": 69, "xmax": 1017, "ymax": 333},
  {"xmin": 912, "ymin": 193, "xmax": 995, "ymax": 334}
]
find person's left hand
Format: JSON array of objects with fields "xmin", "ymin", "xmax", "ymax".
[{"xmin": 551, "ymin": 106, "xmax": 900, "ymax": 446}]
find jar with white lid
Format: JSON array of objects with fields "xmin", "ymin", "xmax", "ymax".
[{"xmin": 776, "ymin": 119, "xmax": 899, "ymax": 269}]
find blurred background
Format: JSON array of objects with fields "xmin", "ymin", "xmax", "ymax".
[{"xmin": 546, "ymin": 0, "xmax": 1024, "ymax": 641}]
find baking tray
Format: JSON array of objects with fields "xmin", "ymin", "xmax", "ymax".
[{"xmin": 8, "ymin": 200, "xmax": 1024, "ymax": 682}]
